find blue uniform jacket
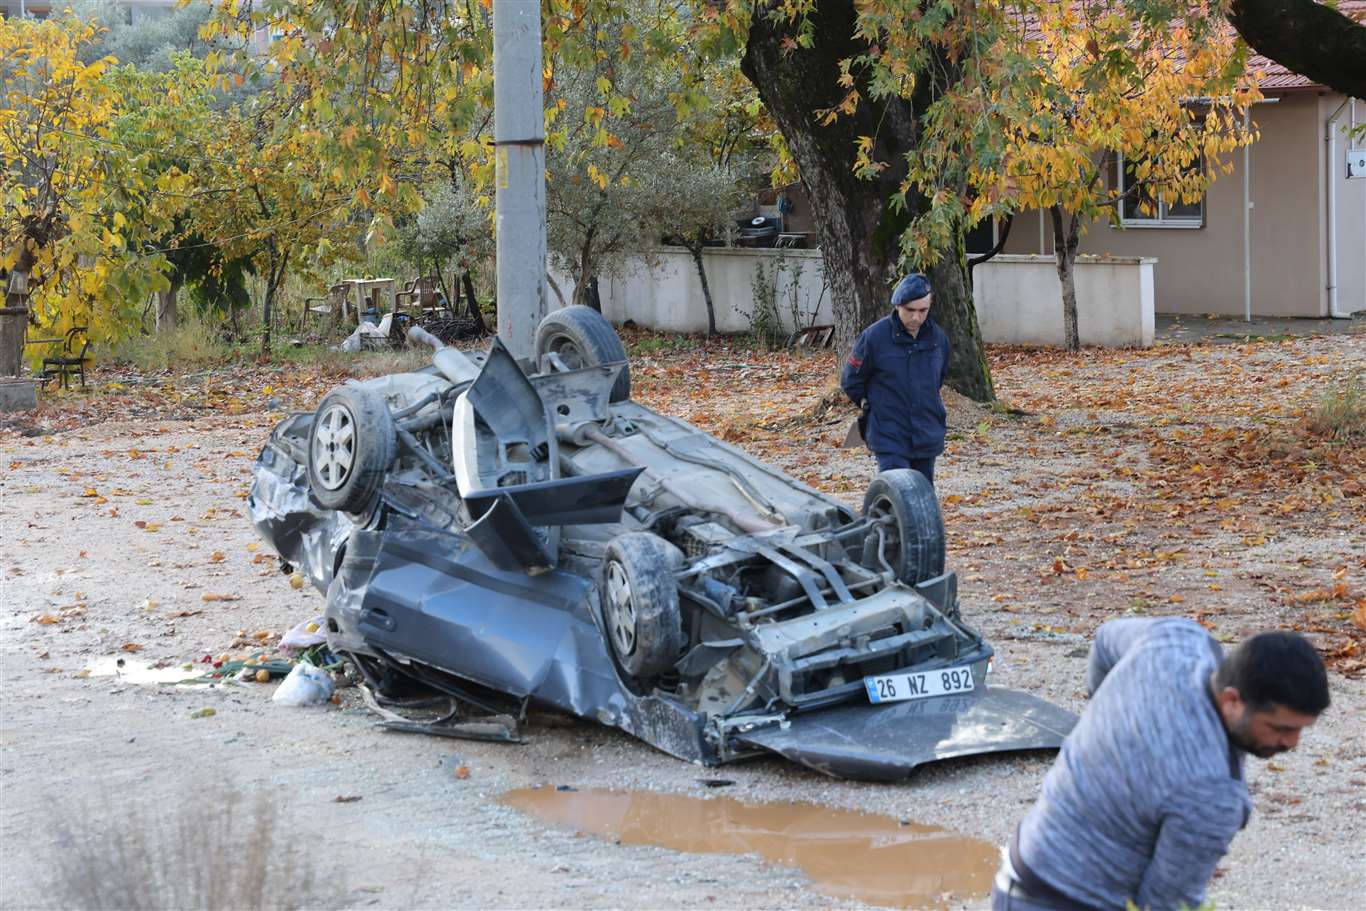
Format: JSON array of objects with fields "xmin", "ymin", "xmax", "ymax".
[{"xmin": 840, "ymin": 311, "xmax": 951, "ymax": 459}]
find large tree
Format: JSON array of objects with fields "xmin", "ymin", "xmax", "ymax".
[
  {"xmin": 989, "ymin": 2, "xmax": 1259, "ymax": 351},
  {"xmin": 1227, "ymin": 0, "xmax": 1366, "ymax": 100},
  {"xmin": 738, "ymin": 1, "xmax": 995, "ymax": 400}
]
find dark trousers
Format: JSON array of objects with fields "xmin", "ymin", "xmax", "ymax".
[
  {"xmin": 873, "ymin": 452, "xmax": 936, "ymax": 486},
  {"xmin": 991, "ymin": 879, "xmax": 1083, "ymax": 911}
]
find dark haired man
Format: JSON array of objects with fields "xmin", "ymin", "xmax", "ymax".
[
  {"xmin": 993, "ymin": 618, "xmax": 1330, "ymax": 911},
  {"xmin": 840, "ymin": 272, "xmax": 951, "ymax": 486}
]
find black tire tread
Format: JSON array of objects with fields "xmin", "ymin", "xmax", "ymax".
[
  {"xmin": 861, "ymin": 469, "xmax": 945, "ymax": 585},
  {"xmin": 601, "ymin": 532, "xmax": 684, "ymax": 677},
  {"xmin": 535, "ymin": 305, "xmax": 631, "ymax": 402}
]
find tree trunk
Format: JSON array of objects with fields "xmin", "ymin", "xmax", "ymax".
[
  {"xmin": 1228, "ymin": 0, "xmax": 1366, "ymax": 99},
  {"xmin": 1049, "ymin": 206, "xmax": 1082, "ymax": 352},
  {"xmin": 740, "ymin": 1, "xmax": 994, "ymax": 401},
  {"xmin": 261, "ymin": 250, "xmax": 288, "ymax": 356},
  {"xmin": 546, "ymin": 271, "xmax": 567, "ymax": 309},
  {"xmin": 689, "ymin": 238, "xmax": 718, "ymax": 336},
  {"xmin": 1, "ymin": 267, "xmax": 30, "ymax": 377},
  {"xmin": 462, "ymin": 271, "xmax": 488, "ymax": 334},
  {"xmin": 155, "ymin": 273, "xmax": 183, "ymax": 334},
  {"xmin": 586, "ymin": 276, "xmax": 602, "ymax": 313},
  {"xmin": 436, "ymin": 266, "xmax": 453, "ymax": 309},
  {"xmin": 571, "ymin": 232, "xmax": 599, "ymax": 310}
]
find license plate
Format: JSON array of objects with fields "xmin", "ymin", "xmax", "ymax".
[{"xmin": 864, "ymin": 665, "xmax": 975, "ymax": 704}]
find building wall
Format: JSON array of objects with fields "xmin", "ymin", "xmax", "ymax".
[
  {"xmin": 1323, "ymin": 95, "xmax": 1366, "ymax": 317},
  {"xmin": 589, "ymin": 248, "xmax": 832, "ymax": 335},
  {"xmin": 555, "ymin": 248, "xmax": 1157, "ymax": 346},
  {"xmin": 1003, "ymin": 93, "xmax": 1366, "ymax": 318},
  {"xmin": 973, "ymin": 255, "xmax": 1155, "ymax": 346}
]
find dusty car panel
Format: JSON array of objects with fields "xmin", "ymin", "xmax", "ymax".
[
  {"xmin": 734, "ymin": 687, "xmax": 1079, "ymax": 781},
  {"xmin": 248, "ymin": 306, "xmax": 1076, "ymax": 780}
]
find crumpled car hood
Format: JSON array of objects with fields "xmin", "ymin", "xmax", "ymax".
[{"xmin": 735, "ymin": 686, "xmax": 1076, "ymax": 780}]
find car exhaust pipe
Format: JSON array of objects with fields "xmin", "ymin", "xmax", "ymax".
[
  {"xmin": 575, "ymin": 425, "xmax": 779, "ymax": 535},
  {"xmin": 406, "ymin": 325, "xmax": 483, "ymax": 386}
]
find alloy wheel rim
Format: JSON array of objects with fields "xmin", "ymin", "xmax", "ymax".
[
  {"xmin": 605, "ymin": 560, "xmax": 637, "ymax": 657},
  {"xmin": 312, "ymin": 404, "xmax": 356, "ymax": 490}
]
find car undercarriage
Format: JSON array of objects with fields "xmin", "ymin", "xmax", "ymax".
[{"xmin": 249, "ymin": 307, "xmax": 1074, "ymax": 779}]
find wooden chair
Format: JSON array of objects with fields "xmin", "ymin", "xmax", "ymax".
[{"xmin": 39, "ymin": 326, "xmax": 91, "ymax": 389}]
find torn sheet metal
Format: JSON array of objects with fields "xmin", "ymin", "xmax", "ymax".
[{"xmin": 733, "ymin": 687, "xmax": 1077, "ymax": 781}]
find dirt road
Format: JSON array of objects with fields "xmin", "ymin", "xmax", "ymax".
[{"xmin": 2, "ymin": 333, "xmax": 1363, "ymax": 909}]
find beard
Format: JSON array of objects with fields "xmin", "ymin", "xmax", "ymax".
[{"xmin": 1227, "ymin": 714, "xmax": 1286, "ymax": 759}]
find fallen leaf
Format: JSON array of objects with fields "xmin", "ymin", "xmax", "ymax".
[
  {"xmin": 454, "ymin": 765, "xmax": 471, "ymax": 780},
  {"xmin": 189, "ymin": 707, "xmax": 216, "ymax": 719},
  {"xmin": 34, "ymin": 614, "xmax": 60, "ymax": 625},
  {"xmin": 209, "ymin": 551, "xmax": 225, "ymax": 563},
  {"xmin": 289, "ymin": 573, "xmax": 305, "ymax": 590},
  {"xmin": 333, "ymin": 794, "xmax": 362, "ymax": 803},
  {"xmin": 201, "ymin": 593, "xmax": 241, "ymax": 603},
  {"xmin": 120, "ymin": 642, "xmax": 144, "ymax": 653}
]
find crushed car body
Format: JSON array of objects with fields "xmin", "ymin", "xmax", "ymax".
[{"xmin": 248, "ymin": 307, "xmax": 1075, "ymax": 780}]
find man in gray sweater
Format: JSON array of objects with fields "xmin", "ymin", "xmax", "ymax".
[{"xmin": 993, "ymin": 618, "xmax": 1330, "ymax": 911}]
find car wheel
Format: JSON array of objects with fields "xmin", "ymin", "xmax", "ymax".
[
  {"xmin": 601, "ymin": 533, "xmax": 684, "ymax": 678},
  {"xmin": 861, "ymin": 469, "xmax": 945, "ymax": 585},
  {"xmin": 534, "ymin": 305, "xmax": 631, "ymax": 402},
  {"xmin": 307, "ymin": 386, "xmax": 396, "ymax": 513}
]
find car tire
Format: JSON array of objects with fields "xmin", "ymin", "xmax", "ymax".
[
  {"xmin": 534, "ymin": 305, "xmax": 631, "ymax": 402},
  {"xmin": 861, "ymin": 469, "xmax": 945, "ymax": 585},
  {"xmin": 600, "ymin": 532, "xmax": 684, "ymax": 678},
  {"xmin": 307, "ymin": 386, "xmax": 396, "ymax": 513}
]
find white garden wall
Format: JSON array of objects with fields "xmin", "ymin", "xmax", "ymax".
[
  {"xmin": 552, "ymin": 248, "xmax": 1156, "ymax": 347},
  {"xmin": 972, "ymin": 254, "xmax": 1156, "ymax": 347}
]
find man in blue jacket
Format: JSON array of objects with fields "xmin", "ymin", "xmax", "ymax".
[{"xmin": 840, "ymin": 273, "xmax": 952, "ymax": 485}]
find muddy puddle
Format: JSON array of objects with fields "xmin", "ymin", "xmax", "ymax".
[
  {"xmin": 500, "ymin": 787, "xmax": 998, "ymax": 909},
  {"xmin": 83, "ymin": 656, "xmax": 205, "ymax": 685}
]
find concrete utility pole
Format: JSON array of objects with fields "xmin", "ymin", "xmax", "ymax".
[{"xmin": 493, "ymin": 0, "xmax": 549, "ymax": 361}]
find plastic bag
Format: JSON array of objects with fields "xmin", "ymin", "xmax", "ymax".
[
  {"xmin": 271, "ymin": 662, "xmax": 334, "ymax": 707},
  {"xmin": 279, "ymin": 615, "xmax": 327, "ymax": 653}
]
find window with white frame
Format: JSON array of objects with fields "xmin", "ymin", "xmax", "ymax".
[{"xmin": 1115, "ymin": 152, "xmax": 1205, "ymax": 227}]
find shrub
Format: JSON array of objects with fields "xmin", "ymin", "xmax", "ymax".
[
  {"xmin": 104, "ymin": 307, "xmax": 232, "ymax": 370},
  {"xmin": 41, "ymin": 781, "xmax": 327, "ymax": 911},
  {"xmin": 1306, "ymin": 371, "xmax": 1365, "ymax": 442}
]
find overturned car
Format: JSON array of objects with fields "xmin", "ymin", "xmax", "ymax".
[{"xmin": 248, "ymin": 307, "xmax": 1074, "ymax": 780}]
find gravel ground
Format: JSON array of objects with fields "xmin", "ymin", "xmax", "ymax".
[{"xmin": 2, "ymin": 332, "xmax": 1364, "ymax": 910}]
